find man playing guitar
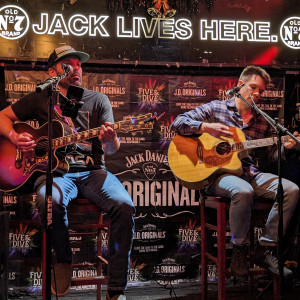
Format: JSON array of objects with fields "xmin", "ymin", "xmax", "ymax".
[{"xmin": 170, "ymin": 65, "xmax": 299, "ymax": 278}]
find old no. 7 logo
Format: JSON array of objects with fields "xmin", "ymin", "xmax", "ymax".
[{"xmin": 0, "ymin": 5, "xmax": 30, "ymax": 40}]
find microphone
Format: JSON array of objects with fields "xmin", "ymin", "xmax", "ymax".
[
  {"xmin": 36, "ymin": 77, "xmax": 59, "ymax": 93},
  {"xmin": 36, "ymin": 64, "xmax": 73, "ymax": 93},
  {"xmin": 62, "ymin": 64, "xmax": 73, "ymax": 75},
  {"xmin": 226, "ymin": 83, "xmax": 245, "ymax": 97}
]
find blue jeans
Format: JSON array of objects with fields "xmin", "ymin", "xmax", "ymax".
[
  {"xmin": 206, "ymin": 172, "xmax": 299, "ymax": 246},
  {"xmin": 34, "ymin": 169, "xmax": 135, "ymax": 291}
]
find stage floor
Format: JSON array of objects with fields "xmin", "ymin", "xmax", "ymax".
[{"xmin": 7, "ymin": 277, "xmax": 300, "ymax": 300}]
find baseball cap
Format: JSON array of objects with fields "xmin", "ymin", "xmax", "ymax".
[{"xmin": 48, "ymin": 45, "xmax": 90, "ymax": 68}]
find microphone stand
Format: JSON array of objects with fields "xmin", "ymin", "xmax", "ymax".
[
  {"xmin": 234, "ymin": 91, "xmax": 300, "ymax": 297},
  {"xmin": 36, "ymin": 70, "xmax": 70, "ymax": 300}
]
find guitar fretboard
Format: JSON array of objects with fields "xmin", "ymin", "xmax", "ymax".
[
  {"xmin": 52, "ymin": 122, "xmax": 121, "ymax": 149},
  {"xmin": 233, "ymin": 135, "xmax": 290, "ymax": 151}
]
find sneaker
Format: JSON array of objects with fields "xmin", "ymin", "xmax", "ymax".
[
  {"xmin": 230, "ymin": 244, "xmax": 249, "ymax": 276},
  {"xmin": 105, "ymin": 292, "xmax": 126, "ymax": 300},
  {"xmin": 255, "ymin": 245, "xmax": 293, "ymax": 278},
  {"xmin": 51, "ymin": 263, "xmax": 72, "ymax": 297}
]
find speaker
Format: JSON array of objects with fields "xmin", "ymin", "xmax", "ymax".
[{"xmin": 0, "ymin": 211, "xmax": 9, "ymax": 300}]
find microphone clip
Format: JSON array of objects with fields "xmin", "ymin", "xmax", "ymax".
[{"xmin": 62, "ymin": 63, "xmax": 73, "ymax": 75}]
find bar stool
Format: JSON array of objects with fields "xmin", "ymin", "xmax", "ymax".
[
  {"xmin": 200, "ymin": 191, "xmax": 280, "ymax": 300},
  {"xmin": 68, "ymin": 198, "xmax": 109, "ymax": 300}
]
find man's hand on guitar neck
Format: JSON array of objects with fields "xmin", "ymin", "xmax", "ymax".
[
  {"xmin": 9, "ymin": 130, "xmax": 36, "ymax": 152},
  {"xmin": 199, "ymin": 122, "xmax": 234, "ymax": 138},
  {"xmin": 283, "ymin": 131, "xmax": 300, "ymax": 149},
  {"xmin": 98, "ymin": 122, "xmax": 120, "ymax": 155}
]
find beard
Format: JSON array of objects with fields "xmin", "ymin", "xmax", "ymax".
[{"xmin": 59, "ymin": 72, "xmax": 82, "ymax": 89}]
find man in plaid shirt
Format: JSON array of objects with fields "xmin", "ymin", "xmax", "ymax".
[{"xmin": 171, "ymin": 65, "xmax": 299, "ymax": 277}]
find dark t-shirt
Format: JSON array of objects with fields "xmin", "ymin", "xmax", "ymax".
[{"xmin": 11, "ymin": 88, "xmax": 114, "ymax": 172}]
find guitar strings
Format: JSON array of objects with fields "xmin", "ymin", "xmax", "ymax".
[{"xmin": 27, "ymin": 114, "xmax": 151, "ymax": 151}]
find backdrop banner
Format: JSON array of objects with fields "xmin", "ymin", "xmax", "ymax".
[{"xmin": 3, "ymin": 69, "xmax": 285, "ymax": 290}]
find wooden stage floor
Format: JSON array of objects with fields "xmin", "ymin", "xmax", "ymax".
[{"xmin": 7, "ymin": 277, "xmax": 300, "ymax": 300}]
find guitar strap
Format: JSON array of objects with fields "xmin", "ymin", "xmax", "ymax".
[
  {"xmin": 54, "ymin": 105, "xmax": 92, "ymax": 154},
  {"xmin": 54, "ymin": 105, "xmax": 77, "ymax": 133}
]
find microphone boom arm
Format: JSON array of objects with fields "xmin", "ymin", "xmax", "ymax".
[{"xmin": 36, "ymin": 66, "xmax": 71, "ymax": 93}]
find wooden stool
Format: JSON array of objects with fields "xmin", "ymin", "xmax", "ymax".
[
  {"xmin": 68, "ymin": 198, "xmax": 109, "ymax": 300},
  {"xmin": 201, "ymin": 194, "xmax": 229, "ymax": 300},
  {"xmin": 200, "ymin": 191, "xmax": 280, "ymax": 300},
  {"xmin": 248, "ymin": 201, "xmax": 280, "ymax": 300}
]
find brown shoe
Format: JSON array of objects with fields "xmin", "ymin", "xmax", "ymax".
[
  {"xmin": 230, "ymin": 244, "xmax": 249, "ymax": 276},
  {"xmin": 105, "ymin": 291, "xmax": 126, "ymax": 300},
  {"xmin": 51, "ymin": 263, "xmax": 72, "ymax": 297}
]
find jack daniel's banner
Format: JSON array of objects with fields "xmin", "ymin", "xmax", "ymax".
[{"xmin": 3, "ymin": 69, "xmax": 285, "ymax": 290}]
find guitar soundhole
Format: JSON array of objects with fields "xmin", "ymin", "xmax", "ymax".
[{"xmin": 216, "ymin": 142, "xmax": 232, "ymax": 155}]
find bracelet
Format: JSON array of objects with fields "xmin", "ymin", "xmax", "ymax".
[{"xmin": 8, "ymin": 130, "xmax": 14, "ymax": 138}]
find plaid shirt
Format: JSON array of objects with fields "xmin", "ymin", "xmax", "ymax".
[{"xmin": 171, "ymin": 98, "xmax": 274, "ymax": 179}]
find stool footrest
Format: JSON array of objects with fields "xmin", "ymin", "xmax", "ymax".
[
  {"xmin": 68, "ymin": 197, "xmax": 109, "ymax": 299},
  {"xmin": 205, "ymin": 223, "xmax": 217, "ymax": 231},
  {"xmin": 249, "ymin": 267, "xmax": 272, "ymax": 275},
  {"xmin": 69, "ymin": 232, "xmax": 97, "ymax": 236},
  {"xmin": 69, "ymin": 224, "xmax": 108, "ymax": 230},
  {"xmin": 98, "ymin": 255, "xmax": 108, "ymax": 265},
  {"xmin": 72, "ymin": 262, "xmax": 96, "ymax": 268},
  {"xmin": 205, "ymin": 253, "xmax": 218, "ymax": 264},
  {"xmin": 71, "ymin": 276, "xmax": 108, "ymax": 286}
]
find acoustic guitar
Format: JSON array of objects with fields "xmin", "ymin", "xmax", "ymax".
[
  {"xmin": 168, "ymin": 127, "xmax": 289, "ymax": 190},
  {"xmin": 0, "ymin": 114, "xmax": 153, "ymax": 192}
]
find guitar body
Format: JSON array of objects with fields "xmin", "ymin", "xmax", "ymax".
[
  {"xmin": 0, "ymin": 113, "xmax": 153, "ymax": 192},
  {"xmin": 0, "ymin": 120, "xmax": 70, "ymax": 192},
  {"xmin": 168, "ymin": 127, "xmax": 246, "ymax": 190}
]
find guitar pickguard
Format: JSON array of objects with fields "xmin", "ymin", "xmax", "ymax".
[
  {"xmin": 203, "ymin": 154, "xmax": 233, "ymax": 168},
  {"xmin": 15, "ymin": 149, "xmax": 23, "ymax": 169},
  {"xmin": 23, "ymin": 154, "xmax": 48, "ymax": 176}
]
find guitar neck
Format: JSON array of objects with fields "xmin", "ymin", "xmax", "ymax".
[
  {"xmin": 234, "ymin": 135, "xmax": 290, "ymax": 151},
  {"xmin": 52, "ymin": 122, "xmax": 120, "ymax": 149}
]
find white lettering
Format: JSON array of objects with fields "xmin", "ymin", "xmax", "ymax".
[
  {"xmin": 68, "ymin": 14, "xmax": 88, "ymax": 36},
  {"xmin": 14, "ymin": 15, "xmax": 25, "ymax": 31},
  {"xmin": 32, "ymin": 13, "xmax": 48, "ymax": 34},
  {"xmin": 200, "ymin": 19, "xmax": 274, "ymax": 42},
  {"xmin": 283, "ymin": 25, "xmax": 293, "ymax": 40},
  {"xmin": 175, "ymin": 18, "xmax": 192, "ymax": 39},
  {"xmin": 0, "ymin": 15, "xmax": 8, "ymax": 30},
  {"xmin": 33, "ymin": 13, "xmax": 109, "ymax": 36},
  {"xmin": 159, "ymin": 19, "xmax": 175, "ymax": 39},
  {"xmin": 236, "ymin": 21, "xmax": 253, "ymax": 41},
  {"xmin": 48, "ymin": 14, "xmax": 69, "ymax": 35},
  {"xmin": 89, "ymin": 15, "xmax": 109, "ymax": 36},
  {"xmin": 117, "ymin": 16, "xmax": 192, "ymax": 40},
  {"xmin": 117, "ymin": 16, "xmax": 132, "ymax": 37},
  {"xmin": 122, "ymin": 180, "xmax": 200, "ymax": 207}
]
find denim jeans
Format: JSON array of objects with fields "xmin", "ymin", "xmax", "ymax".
[
  {"xmin": 205, "ymin": 172, "xmax": 299, "ymax": 246},
  {"xmin": 34, "ymin": 169, "xmax": 135, "ymax": 291}
]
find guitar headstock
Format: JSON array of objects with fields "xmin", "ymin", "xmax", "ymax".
[{"xmin": 116, "ymin": 113, "xmax": 154, "ymax": 133}]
